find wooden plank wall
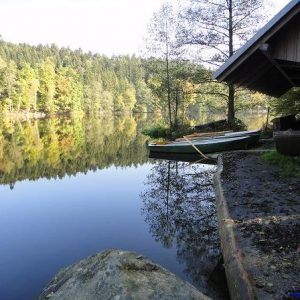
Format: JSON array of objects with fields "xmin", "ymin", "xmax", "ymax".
[{"xmin": 272, "ymin": 15, "xmax": 300, "ymax": 62}]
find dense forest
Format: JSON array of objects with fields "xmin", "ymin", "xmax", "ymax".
[
  {"xmin": 0, "ymin": 39, "xmax": 270, "ymax": 121},
  {"xmin": 0, "ymin": 40, "xmax": 154, "ymax": 115}
]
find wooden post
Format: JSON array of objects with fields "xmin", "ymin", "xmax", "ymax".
[{"xmin": 265, "ymin": 107, "xmax": 270, "ymax": 130}]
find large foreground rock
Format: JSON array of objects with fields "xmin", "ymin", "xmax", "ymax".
[{"xmin": 39, "ymin": 249, "xmax": 210, "ymax": 300}]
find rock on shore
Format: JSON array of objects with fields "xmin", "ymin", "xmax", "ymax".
[{"xmin": 38, "ymin": 249, "xmax": 210, "ymax": 300}]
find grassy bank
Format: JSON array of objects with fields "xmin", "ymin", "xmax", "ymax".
[{"xmin": 261, "ymin": 151, "xmax": 300, "ymax": 178}]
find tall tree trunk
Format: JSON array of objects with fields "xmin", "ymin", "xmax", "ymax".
[
  {"xmin": 228, "ymin": 0, "xmax": 233, "ymax": 57},
  {"xmin": 165, "ymin": 20, "xmax": 173, "ymax": 128},
  {"xmin": 227, "ymin": 0, "xmax": 235, "ymax": 127},
  {"xmin": 174, "ymin": 88, "xmax": 179, "ymax": 129},
  {"xmin": 228, "ymin": 83, "xmax": 235, "ymax": 127}
]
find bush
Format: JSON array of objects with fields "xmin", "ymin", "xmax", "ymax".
[
  {"xmin": 142, "ymin": 123, "xmax": 196, "ymax": 139},
  {"xmin": 232, "ymin": 118, "xmax": 247, "ymax": 131},
  {"xmin": 270, "ymin": 87, "xmax": 300, "ymax": 116},
  {"xmin": 195, "ymin": 118, "xmax": 247, "ymax": 132},
  {"xmin": 142, "ymin": 118, "xmax": 248, "ymax": 139},
  {"xmin": 142, "ymin": 124, "xmax": 171, "ymax": 138}
]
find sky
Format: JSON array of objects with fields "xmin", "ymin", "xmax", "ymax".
[{"xmin": 0, "ymin": 0, "xmax": 292, "ymax": 56}]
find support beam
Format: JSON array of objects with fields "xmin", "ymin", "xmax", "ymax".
[
  {"xmin": 277, "ymin": 63, "xmax": 300, "ymax": 69},
  {"xmin": 260, "ymin": 44, "xmax": 296, "ymax": 86}
]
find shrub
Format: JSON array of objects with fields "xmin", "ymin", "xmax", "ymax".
[{"xmin": 142, "ymin": 124, "xmax": 171, "ymax": 138}]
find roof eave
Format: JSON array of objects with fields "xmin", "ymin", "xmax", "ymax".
[{"xmin": 213, "ymin": 0, "xmax": 300, "ymax": 82}]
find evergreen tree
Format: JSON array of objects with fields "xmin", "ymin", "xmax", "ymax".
[
  {"xmin": 16, "ymin": 63, "xmax": 38, "ymax": 111},
  {"xmin": 38, "ymin": 58, "xmax": 56, "ymax": 113}
]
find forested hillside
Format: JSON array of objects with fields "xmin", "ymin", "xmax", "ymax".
[
  {"xmin": 0, "ymin": 40, "xmax": 153, "ymax": 115},
  {"xmin": 0, "ymin": 39, "xmax": 270, "ymax": 120}
]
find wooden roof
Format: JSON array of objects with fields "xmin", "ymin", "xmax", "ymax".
[{"xmin": 213, "ymin": 0, "xmax": 300, "ymax": 97}]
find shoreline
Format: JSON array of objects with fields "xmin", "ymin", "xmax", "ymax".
[
  {"xmin": 0, "ymin": 111, "xmax": 47, "ymax": 121},
  {"xmin": 214, "ymin": 152, "xmax": 300, "ymax": 299}
]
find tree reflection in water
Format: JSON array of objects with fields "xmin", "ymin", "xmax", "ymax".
[
  {"xmin": 141, "ymin": 160, "xmax": 228, "ymax": 298},
  {"xmin": 0, "ymin": 115, "xmax": 150, "ymax": 186}
]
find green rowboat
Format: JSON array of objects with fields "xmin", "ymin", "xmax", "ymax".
[
  {"xmin": 148, "ymin": 136, "xmax": 250, "ymax": 154},
  {"xmin": 190, "ymin": 129, "xmax": 261, "ymax": 146},
  {"xmin": 176, "ymin": 129, "xmax": 261, "ymax": 146},
  {"xmin": 224, "ymin": 129, "xmax": 261, "ymax": 146}
]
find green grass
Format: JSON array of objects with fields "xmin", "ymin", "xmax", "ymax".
[{"xmin": 261, "ymin": 151, "xmax": 300, "ymax": 178}]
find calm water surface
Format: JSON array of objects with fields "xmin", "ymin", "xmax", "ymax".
[{"xmin": 0, "ymin": 113, "xmax": 264, "ymax": 300}]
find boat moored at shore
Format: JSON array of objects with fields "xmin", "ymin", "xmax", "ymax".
[{"xmin": 148, "ymin": 136, "xmax": 250, "ymax": 154}]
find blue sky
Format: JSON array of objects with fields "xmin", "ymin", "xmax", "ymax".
[{"xmin": 0, "ymin": 0, "xmax": 291, "ymax": 56}]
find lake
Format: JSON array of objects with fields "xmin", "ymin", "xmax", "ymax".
[{"xmin": 0, "ymin": 112, "xmax": 265, "ymax": 300}]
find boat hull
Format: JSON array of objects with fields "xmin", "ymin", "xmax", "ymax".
[
  {"xmin": 225, "ymin": 130, "xmax": 261, "ymax": 146},
  {"xmin": 176, "ymin": 129, "xmax": 261, "ymax": 146},
  {"xmin": 194, "ymin": 132, "xmax": 260, "ymax": 146},
  {"xmin": 148, "ymin": 136, "xmax": 249, "ymax": 154}
]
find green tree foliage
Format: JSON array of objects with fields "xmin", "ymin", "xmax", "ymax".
[
  {"xmin": 147, "ymin": 58, "xmax": 210, "ymax": 126},
  {"xmin": 145, "ymin": 3, "xmax": 210, "ymax": 128},
  {"xmin": 16, "ymin": 63, "xmax": 39, "ymax": 111},
  {"xmin": 55, "ymin": 67, "xmax": 83, "ymax": 113},
  {"xmin": 0, "ymin": 41, "xmax": 152, "ymax": 115},
  {"xmin": 270, "ymin": 88, "xmax": 300, "ymax": 116},
  {"xmin": 38, "ymin": 58, "xmax": 56, "ymax": 113},
  {"xmin": 0, "ymin": 38, "xmax": 269, "ymax": 119},
  {"xmin": 0, "ymin": 58, "xmax": 17, "ymax": 112}
]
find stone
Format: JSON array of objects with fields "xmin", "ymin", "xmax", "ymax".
[{"xmin": 38, "ymin": 249, "xmax": 210, "ymax": 300}]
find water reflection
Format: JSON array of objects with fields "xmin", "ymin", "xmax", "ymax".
[
  {"xmin": 0, "ymin": 112, "xmax": 262, "ymax": 300},
  {"xmin": 141, "ymin": 160, "xmax": 227, "ymax": 298},
  {"xmin": 0, "ymin": 115, "xmax": 149, "ymax": 186},
  {"xmin": 0, "ymin": 110, "xmax": 266, "ymax": 187}
]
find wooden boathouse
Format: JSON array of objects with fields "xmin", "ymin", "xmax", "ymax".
[{"xmin": 213, "ymin": 0, "xmax": 300, "ymax": 97}]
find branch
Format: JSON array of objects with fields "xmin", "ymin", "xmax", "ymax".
[
  {"xmin": 192, "ymin": 19, "xmax": 230, "ymax": 31},
  {"xmin": 232, "ymin": 5, "xmax": 262, "ymax": 29},
  {"xmin": 195, "ymin": 24, "xmax": 230, "ymax": 38},
  {"xmin": 196, "ymin": 58, "xmax": 221, "ymax": 67},
  {"xmin": 202, "ymin": 0, "xmax": 228, "ymax": 9},
  {"xmin": 185, "ymin": 90, "xmax": 229, "ymax": 100},
  {"xmin": 181, "ymin": 34, "xmax": 229, "ymax": 58}
]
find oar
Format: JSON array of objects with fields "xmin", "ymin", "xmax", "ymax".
[
  {"xmin": 183, "ymin": 136, "xmax": 209, "ymax": 160},
  {"xmin": 189, "ymin": 158, "xmax": 207, "ymax": 165},
  {"xmin": 176, "ymin": 130, "xmax": 232, "ymax": 141}
]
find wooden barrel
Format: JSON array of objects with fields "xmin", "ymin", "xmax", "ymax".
[{"xmin": 274, "ymin": 130, "xmax": 300, "ymax": 156}]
